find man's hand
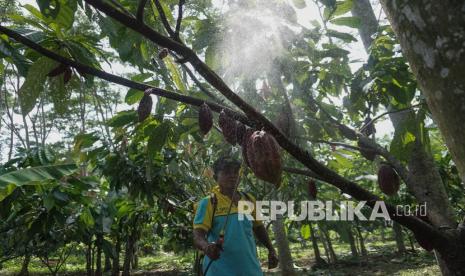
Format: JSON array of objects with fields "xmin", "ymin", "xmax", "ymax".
[
  {"xmin": 268, "ymin": 250, "xmax": 279, "ymax": 269},
  {"xmin": 203, "ymin": 243, "xmax": 221, "ymax": 260}
]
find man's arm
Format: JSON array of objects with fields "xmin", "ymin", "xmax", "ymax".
[
  {"xmin": 253, "ymin": 224, "xmax": 279, "ymax": 268},
  {"xmin": 193, "ymin": 228, "xmax": 221, "ymax": 260}
]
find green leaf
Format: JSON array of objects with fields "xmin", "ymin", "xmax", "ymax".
[
  {"xmin": 300, "ymin": 224, "xmax": 310, "ymax": 239},
  {"xmin": 0, "ymin": 164, "xmax": 78, "ymax": 188},
  {"xmin": 164, "ymin": 56, "xmax": 186, "ymax": 93},
  {"xmin": 107, "ymin": 110, "xmax": 138, "ymax": 128},
  {"xmin": 292, "ymin": 0, "xmax": 306, "ymax": 9},
  {"xmin": 330, "ymin": 16, "xmax": 361, "ymax": 28},
  {"xmin": 390, "ymin": 115, "xmax": 418, "ymax": 162},
  {"xmin": 19, "ymin": 56, "xmax": 57, "ymax": 115},
  {"xmin": 74, "ymin": 132, "xmax": 99, "ymax": 153},
  {"xmin": 49, "ymin": 72, "xmax": 70, "ymax": 115},
  {"xmin": 147, "ymin": 121, "xmax": 171, "ymax": 156},
  {"xmin": 333, "ymin": 0, "xmax": 353, "ymax": 16},
  {"xmin": 80, "ymin": 207, "xmax": 95, "ymax": 227},
  {"xmin": 125, "ymin": 89, "xmax": 144, "ymax": 105},
  {"xmin": 0, "ymin": 184, "xmax": 16, "ymax": 202},
  {"xmin": 327, "ymin": 29, "xmax": 357, "ymax": 42}
]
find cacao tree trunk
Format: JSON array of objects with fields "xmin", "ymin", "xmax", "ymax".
[
  {"xmin": 271, "ymin": 214, "xmax": 296, "ymax": 276},
  {"xmin": 321, "ymin": 228, "xmax": 337, "ymax": 263},
  {"xmin": 122, "ymin": 235, "xmax": 133, "ymax": 276},
  {"xmin": 393, "ymin": 222, "xmax": 406, "ymax": 253},
  {"xmin": 104, "ymin": 253, "xmax": 112, "ymax": 272},
  {"xmin": 351, "ymin": 0, "xmax": 379, "ymax": 49},
  {"xmin": 112, "ymin": 232, "xmax": 121, "ymax": 276},
  {"xmin": 95, "ymin": 234, "xmax": 103, "ymax": 276},
  {"xmin": 346, "ymin": 226, "xmax": 359, "ymax": 257},
  {"xmin": 355, "ymin": 223, "xmax": 368, "ymax": 256},
  {"xmin": 353, "ymin": 1, "xmax": 465, "ymax": 274},
  {"xmin": 19, "ymin": 254, "xmax": 30, "ymax": 276},
  {"xmin": 380, "ymin": 0, "xmax": 465, "ymax": 185},
  {"xmin": 86, "ymin": 241, "xmax": 93, "ymax": 276},
  {"xmin": 309, "ymin": 223, "xmax": 326, "ymax": 265}
]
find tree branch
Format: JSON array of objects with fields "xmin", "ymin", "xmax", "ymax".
[
  {"xmin": 360, "ymin": 102, "xmax": 425, "ymax": 133},
  {"xmin": 174, "ymin": 0, "xmax": 185, "ymax": 38},
  {"xmin": 136, "ymin": 0, "xmax": 148, "ymax": 23},
  {"xmin": 152, "ymin": 0, "xmax": 176, "ymax": 38}
]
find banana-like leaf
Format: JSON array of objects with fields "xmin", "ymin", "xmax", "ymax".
[{"xmin": 0, "ymin": 164, "xmax": 78, "ymax": 187}]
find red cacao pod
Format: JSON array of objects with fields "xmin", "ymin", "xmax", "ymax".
[
  {"xmin": 414, "ymin": 232, "xmax": 434, "ymax": 251},
  {"xmin": 308, "ymin": 179, "xmax": 317, "ymax": 199},
  {"xmin": 137, "ymin": 91, "xmax": 153, "ymax": 122},
  {"xmin": 377, "ymin": 164, "xmax": 400, "ymax": 196},
  {"xmin": 198, "ymin": 103, "xmax": 213, "ymax": 135},
  {"xmin": 219, "ymin": 110, "xmax": 237, "ymax": 145},
  {"xmin": 245, "ymin": 130, "xmax": 282, "ymax": 187},
  {"xmin": 236, "ymin": 122, "xmax": 247, "ymax": 144}
]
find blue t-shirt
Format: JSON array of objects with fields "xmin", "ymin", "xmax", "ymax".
[{"xmin": 193, "ymin": 187, "xmax": 263, "ymax": 276}]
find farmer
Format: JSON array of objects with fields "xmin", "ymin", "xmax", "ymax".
[{"xmin": 193, "ymin": 156, "xmax": 279, "ymax": 275}]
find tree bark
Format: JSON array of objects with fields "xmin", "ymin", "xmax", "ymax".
[
  {"xmin": 355, "ymin": 223, "xmax": 367, "ymax": 256},
  {"xmin": 346, "ymin": 226, "xmax": 359, "ymax": 257},
  {"xmin": 112, "ymin": 232, "xmax": 121, "ymax": 276},
  {"xmin": 271, "ymin": 214, "xmax": 296, "ymax": 276},
  {"xmin": 393, "ymin": 222, "xmax": 406, "ymax": 253},
  {"xmin": 351, "ymin": 0, "xmax": 379, "ymax": 49},
  {"xmin": 321, "ymin": 228, "xmax": 337, "ymax": 263},
  {"xmin": 86, "ymin": 240, "xmax": 93, "ymax": 276},
  {"xmin": 309, "ymin": 223, "xmax": 326, "ymax": 265},
  {"xmin": 379, "ymin": 0, "xmax": 465, "ymax": 185},
  {"xmin": 95, "ymin": 234, "xmax": 103, "ymax": 276},
  {"xmin": 19, "ymin": 254, "xmax": 30, "ymax": 276}
]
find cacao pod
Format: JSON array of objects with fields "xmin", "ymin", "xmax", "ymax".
[
  {"xmin": 219, "ymin": 110, "xmax": 237, "ymax": 145},
  {"xmin": 198, "ymin": 103, "xmax": 213, "ymax": 135},
  {"xmin": 308, "ymin": 179, "xmax": 317, "ymax": 199},
  {"xmin": 377, "ymin": 164, "xmax": 400, "ymax": 196},
  {"xmin": 63, "ymin": 67, "xmax": 72, "ymax": 84},
  {"xmin": 137, "ymin": 91, "xmax": 153, "ymax": 122},
  {"xmin": 47, "ymin": 63, "xmax": 67, "ymax": 77},
  {"xmin": 245, "ymin": 130, "xmax": 282, "ymax": 187},
  {"xmin": 241, "ymin": 128, "xmax": 255, "ymax": 167},
  {"xmin": 236, "ymin": 122, "xmax": 247, "ymax": 144},
  {"xmin": 158, "ymin": 48, "xmax": 169, "ymax": 59}
]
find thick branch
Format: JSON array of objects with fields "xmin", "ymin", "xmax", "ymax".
[
  {"xmin": 136, "ymin": 0, "xmax": 148, "ymax": 23},
  {"xmin": 0, "ymin": 25, "xmax": 250, "ymax": 127}
]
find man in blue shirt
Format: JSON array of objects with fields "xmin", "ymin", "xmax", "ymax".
[{"xmin": 193, "ymin": 156, "xmax": 278, "ymax": 275}]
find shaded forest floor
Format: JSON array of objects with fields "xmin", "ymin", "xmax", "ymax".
[{"xmin": 0, "ymin": 240, "xmax": 439, "ymax": 275}]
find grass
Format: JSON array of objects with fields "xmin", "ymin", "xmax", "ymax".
[{"xmin": 0, "ymin": 240, "xmax": 439, "ymax": 275}]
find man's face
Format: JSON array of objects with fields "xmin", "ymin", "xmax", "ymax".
[{"xmin": 217, "ymin": 167, "xmax": 240, "ymax": 189}]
